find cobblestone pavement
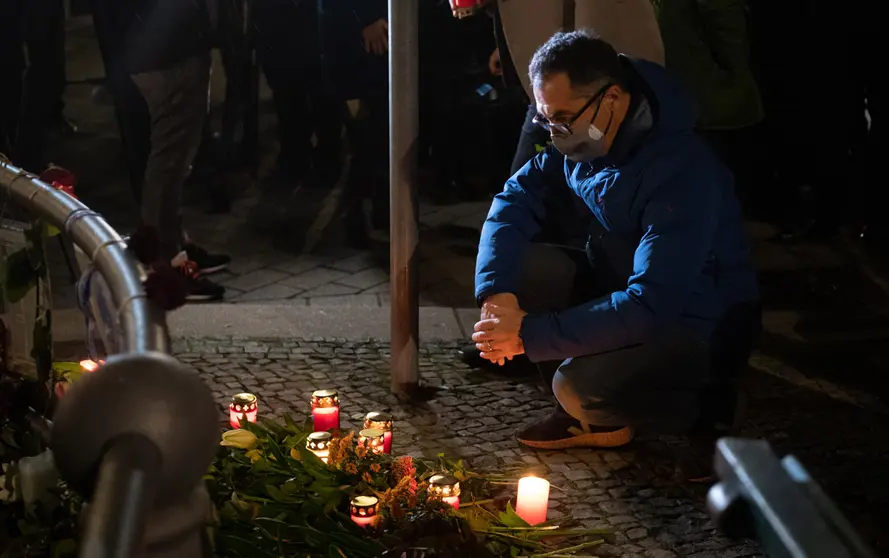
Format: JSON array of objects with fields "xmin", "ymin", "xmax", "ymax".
[{"xmin": 176, "ymin": 337, "xmax": 889, "ymax": 557}]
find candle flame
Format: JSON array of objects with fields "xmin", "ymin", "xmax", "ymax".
[{"xmin": 80, "ymin": 359, "xmax": 103, "ymax": 372}]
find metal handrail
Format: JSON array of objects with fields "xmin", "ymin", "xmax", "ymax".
[{"xmin": 0, "ymin": 160, "xmax": 169, "ymax": 354}]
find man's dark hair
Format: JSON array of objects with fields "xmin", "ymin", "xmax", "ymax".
[{"xmin": 528, "ymin": 29, "xmax": 626, "ymax": 93}]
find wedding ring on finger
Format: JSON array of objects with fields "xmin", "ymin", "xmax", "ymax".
[{"xmin": 484, "ymin": 340, "xmax": 493, "ymax": 352}]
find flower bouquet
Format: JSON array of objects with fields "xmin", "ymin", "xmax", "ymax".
[{"xmin": 209, "ymin": 415, "xmax": 610, "ymax": 557}]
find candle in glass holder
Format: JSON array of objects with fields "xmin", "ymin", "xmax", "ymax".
[
  {"xmin": 357, "ymin": 428, "xmax": 385, "ymax": 454},
  {"xmin": 350, "ymin": 496, "xmax": 379, "ymax": 527},
  {"xmin": 363, "ymin": 412, "xmax": 393, "ymax": 454},
  {"xmin": 428, "ymin": 474, "xmax": 461, "ymax": 509},
  {"xmin": 80, "ymin": 359, "xmax": 104, "ymax": 373},
  {"xmin": 515, "ymin": 476, "xmax": 549, "ymax": 525},
  {"xmin": 306, "ymin": 432, "xmax": 332, "ymax": 463},
  {"xmin": 311, "ymin": 389, "xmax": 340, "ymax": 432},
  {"xmin": 229, "ymin": 393, "xmax": 258, "ymax": 429}
]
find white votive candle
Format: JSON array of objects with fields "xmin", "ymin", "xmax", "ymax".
[{"xmin": 515, "ymin": 476, "xmax": 549, "ymax": 525}]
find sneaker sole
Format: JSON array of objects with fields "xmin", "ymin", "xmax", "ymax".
[
  {"xmin": 185, "ymin": 294, "xmax": 224, "ymax": 302},
  {"xmin": 197, "ymin": 263, "xmax": 229, "ymax": 276},
  {"xmin": 517, "ymin": 426, "xmax": 635, "ymax": 450}
]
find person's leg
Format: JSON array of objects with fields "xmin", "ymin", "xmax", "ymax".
[
  {"xmin": 504, "ymin": 244, "xmax": 711, "ymax": 450},
  {"xmin": 16, "ymin": 0, "xmax": 63, "ymax": 170},
  {"xmin": 130, "ymin": 55, "xmax": 210, "ymax": 263},
  {"xmin": 0, "ymin": 0, "xmax": 24, "ymax": 159}
]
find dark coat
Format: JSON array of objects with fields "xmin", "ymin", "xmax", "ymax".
[
  {"xmin": 318, "ymin": 0, "xmax": 388, "ymax": 100},
  {"xmin": 118, "ymin": 0, "xmax": 213, "ymax": 74}
]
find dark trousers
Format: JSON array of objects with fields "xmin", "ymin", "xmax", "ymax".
[
  {"xmin": 0, "ymin": 0, "xmax": 66, "ymax": 170},
  {"xmin": 90, "ymin": 0, "xmax": 153, "ymax": 202},
  {"xmin": 344, "ymin": 95, "xmax": 389, "ymax": 222},
  {"xmin": 253, "ymin": 0, "xmax": 341, "ymax": 177},
  {"xmin": 130, "ymin": 55, "xmax": 210, "ymax": 262},
  {"xmin": 517, "ymin": 244, "xmax": 760, "ymax": 432},
  {"xmin": 747, "ymin": 0, "xmax": 858, "ymax": 227}
]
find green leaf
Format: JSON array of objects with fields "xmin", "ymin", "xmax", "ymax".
[
  {"xmin": 51, "ymin": 538, "xmax": 77, "ymax": 558},
  {"xmin": 498, "ymin": 501, "xmax": 531, "ymax": 528}
]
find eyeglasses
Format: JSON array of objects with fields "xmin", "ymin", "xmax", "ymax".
[{"xmin": 532, "ymin": 83, "xmax": 612, "ymax": 136}]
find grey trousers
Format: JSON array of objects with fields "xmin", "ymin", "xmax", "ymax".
[
  {"xmin": 130, "ymin": 55, "xmax": 210, "ymax": 262},
  {"xmin": 516, "ymin": 244, "xmax": 710, "ymax": 431}
]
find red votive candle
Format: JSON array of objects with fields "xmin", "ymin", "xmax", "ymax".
[
  {"xmin": 363, "ymin": 412, "xmax": 393, "ymax": 454},
  {"xmin": 516, "ymin": 476, "xmax": 549, "ymax": 525},
  {"xmin": 350, "ymin": 496, "xmax": 378, "ymax": 527},
  {"xmin": 229, "ymin": 393, "xmax": 258, "ymax": 429},
  {"xmin": 428, "ymin": 474, "xmax": 461, "ymax": 509},
  {"xmin": 311, "ymin": 389, "xmax": 340, "ymax": 432}
]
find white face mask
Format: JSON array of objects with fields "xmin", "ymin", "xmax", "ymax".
[{"xmin": 551, "ymin": 101, "xmax": 613, "ymax": 162}]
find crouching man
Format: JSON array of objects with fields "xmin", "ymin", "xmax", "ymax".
[{"xmin": 472, "ymin": 31, "xmax": 761, "ymax": 465}]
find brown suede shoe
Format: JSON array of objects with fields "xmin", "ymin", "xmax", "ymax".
[{"xmin": 516, "ymin": 411, "xmax": 634, "ymax": 450}]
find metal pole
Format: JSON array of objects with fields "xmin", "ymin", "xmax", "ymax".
[
  {"xmin": 0, "ymin": 161, "xmax": 170, "ymax": 354},
  {"xmin": 388, "ymin": 0, "xmax": 420, "ymax": 393}
]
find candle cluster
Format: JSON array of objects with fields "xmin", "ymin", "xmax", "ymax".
[{"xmin": 227, "ymin": 389, "xmax": 550, "ymax": 527}]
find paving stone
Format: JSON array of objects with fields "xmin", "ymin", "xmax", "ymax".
[
  {"xmin": 222, "ymin": 269, "xmax": 289, "ymax": 292},
  {"xmin": 169, "ymin": 336, "xmax": 889, "ymax": 558},
  {"xmin": 233, "ymin": 283, "xmax": 302, "ymax": 302},
  {"xmin": 327, "ymin": 253, "xmax": 377, "ymax": 273},
  {"xmin": 301, "ymin": 283, "xmax": 361, "ymax": 297},
  {"xmin": 337, "ymin": 268, "xmax": 389, "ymax": 290},
  {"xmin": 281, "ymin": 267, "xmax": 351, "ymax": 291},
  {"xmin": 270, "ymin": 256, "xmax": 333, "ymax": 276},
  {"xmin": 307, "ymin": 294, "xmax": 381, "ymax": 307}
]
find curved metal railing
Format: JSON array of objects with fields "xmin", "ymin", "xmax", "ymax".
[
  {"xmin": 0, "ymin": 159, "xmax": 169, "ymax": 354},
  {"xmin": 1, "ymin": 160, "xmax": 217, "ymax": 558}
]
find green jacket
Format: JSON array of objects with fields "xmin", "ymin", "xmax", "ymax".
[{"xmin": 654, "ymin": 0, "xmax": 764, "ymax": 130}]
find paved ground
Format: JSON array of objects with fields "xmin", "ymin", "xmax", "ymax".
[{"xmin": 177, "ymin": 336, "xmax": 889, "ymax": 558}]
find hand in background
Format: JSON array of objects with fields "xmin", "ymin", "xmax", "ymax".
[
  {"xmin": 489, "ymin": 48, "xmax": 502, "ymax": 76},
  {"xmin": 362, "ymin": 19, "xmax": 389, "ymax": 55}
]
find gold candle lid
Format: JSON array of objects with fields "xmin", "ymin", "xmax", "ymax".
[
  {"xmin": 428, "ymin": 474, "xmax": 461, "ymax": 497},
  {"xmin": 350, "ymin": 495, "xmax": 379, "ymax": 516},
  {"xmin": 311, "ymin": 389, "xmax": 339, "ymax": 407},
  {"xmin": 306, "ymin": 431, "xmax": 332, "ymax": 451},
  {"xmin": 358, "ymin": 428, "xmax": 384, "ymax": 440},
  {"xmin": 231, "ymin": 393, "xmax": 258, "ymax": 411},
  {"xmin": 363, "ymin": 411, "xmax": 393, "ymax": 431}
]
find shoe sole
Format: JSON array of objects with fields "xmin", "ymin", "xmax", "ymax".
[
  {"xmin": 517, "ymin": 427, "xmax": 635, "ymax": 450},
  {"xmin": 186, "ymin": 294, "xmax": 224, "ymax": 302},
  {"xmin": 197, "ymin": 263, "xmax": 229, "ymax": 276}
]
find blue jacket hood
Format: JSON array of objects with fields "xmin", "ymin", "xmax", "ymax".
[
  {"xmin": 474, "ymin": 57, "xmax": 758, "ymax": 362},
  {"xmin": 626, "ymin": 56, "xmax": 699, "ymax": 137}
]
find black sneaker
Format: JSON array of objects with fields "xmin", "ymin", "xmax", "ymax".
[
  {"xmin": 516, "ymin": 408, "xmax": 634, "ymax": 450},
  {"xmin": 175, "ymin": 254, "xmax": 226, "ymax": 302},
  {"xmin": 186, "ymin": 275, "xmax": 226, "ymax": 302},
  {"xmin": 184, "ymin": 243, "xmax": 231, "ymax": 275}
]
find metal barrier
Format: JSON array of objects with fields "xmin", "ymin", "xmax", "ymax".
[{"xmin": 1, "ymin": 160, "xmax": 218, "ymax": 558}]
